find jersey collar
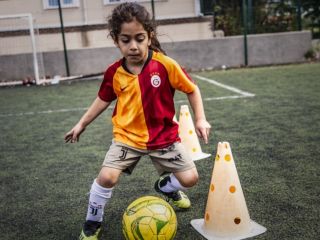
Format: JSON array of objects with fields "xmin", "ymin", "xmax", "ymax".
[{"xmin": 122, "ymin": 49, "xmax": 153, "ymax": 75}]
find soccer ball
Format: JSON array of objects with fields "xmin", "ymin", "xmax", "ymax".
[{"xmin": 122, "ymin": 196, "xmax": 177, "ymax": 240}]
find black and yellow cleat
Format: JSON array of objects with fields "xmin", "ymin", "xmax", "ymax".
[
  {"xmin": 154, "ymin": 176, "xmax": 191, "ymax": 209},
  {"xmin": 79, "ymin": 220, "xmax": 101, "ymax": 240}
]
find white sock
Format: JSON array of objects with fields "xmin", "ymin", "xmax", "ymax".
[
  {"xmin": 86, "ymin": 179, "xmax": 113, "ymax": 222},
  {"xmin": 159, "ymin": 173, "xmax": 187, "ymax": 193}
]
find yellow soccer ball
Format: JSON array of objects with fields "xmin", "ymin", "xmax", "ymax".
[{"xmin": 122, "ymin": 196, "xmax": 177, "ymax": 240}]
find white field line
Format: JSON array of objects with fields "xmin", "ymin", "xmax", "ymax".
[
  {"xmin": 0, "ymin": 107, "xmax": 90, "ymax": 117},
  {"xmin": 175, "ymin": 95, "xmax": 251, "ymax": 104},
  {"xmin": 0, "ymin": 76, "xmax": 254, "ymax": 118},
  {"xmin": 0, "ymin": 106, "xmax": 114, "ymax": 118},
  {"xmin": 192, "ymin": 74, "xmax": 255, "ymax": 98}
]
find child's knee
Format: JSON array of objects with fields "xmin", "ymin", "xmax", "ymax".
[
  {"xmin": 180, "ymin": 172, "xmax": 199, "ymax": 188},
  {"xmin": 97, "ymin": 167, "xmax": 121, "ymax": 188},
  {"xmin": 97, "ymin": 177, "xmax": 117, "ymax": 188}
]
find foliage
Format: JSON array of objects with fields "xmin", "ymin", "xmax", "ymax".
[
  {"xmin": 301, "ymin": 0, "xmax": 320, "ymax": 21},
  {"xmin": 304, "ymin": 48, "xmax": 316, "ymax": 60},
  {"xmin": 304, "ymin": 42, "xmax": 320, "ymax": 60},
  {"xmin": 255, "ymin": 0, "xmax": 298, "ymax": 33},
  {"xmin": 210, "ymin": 0, "xmax": 242, "ymax": 36},
  {"xmin": 210, "ymin": 0, "xmax": 299, "ymax": 36},
  {"xmin": 301, "ymin": 0, "xmax": 320, "ymax": 38}
]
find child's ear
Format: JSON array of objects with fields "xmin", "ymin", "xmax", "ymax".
[
  {"xmin": 109, "ymin": 33, "xmax": 119, "ymax": 47},
  {"xmin": 112, "ymin": 36, "xmax": 119, "ymax": 47},
  {"xmin": 148, "ymin": 31, "xmax": 154, "ymax": 46}
]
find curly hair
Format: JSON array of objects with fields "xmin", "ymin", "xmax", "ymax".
[{"xmin": 107, "ymin": 2, "xmax": 166, "ymax": 54}]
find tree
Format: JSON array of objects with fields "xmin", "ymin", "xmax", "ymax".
[
  {"xmin": 255, "ymin": 0, "xmax": 297, "ymax": 33},
  {"xmin": 301, "ymin": 0, "xmax": 320, "ymax": 38},
  {"xmin": 301, "ymin": 0, "xmax": 320, "ymax": 21},
  {"xmin": 210, "ymin": 0, "xmax": 302, "ymax": 36},
  {"xmin": 210, "ymin": 0, "xmax": 242, "ymax": 36}
]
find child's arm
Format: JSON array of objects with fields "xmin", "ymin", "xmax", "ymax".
[
  {"xmin": 64, "ymin": 97, "xmax": 111, "ymax": 143},
  {"xmin": 187, "ymin": 85, "xmax": 211, "ymax": 144}
]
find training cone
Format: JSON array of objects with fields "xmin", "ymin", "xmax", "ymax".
[
  {"xmin": 178, "ymin": 105, "xmax": 211, "ymax": 161},
  {"xmin": 191, "ymin": 142, "xmax": 266, "ymax": 239}
]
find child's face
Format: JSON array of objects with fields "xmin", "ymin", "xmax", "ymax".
[{"xmin": 115, "ymin": 18, "xmax": 151, "ymax": 67}]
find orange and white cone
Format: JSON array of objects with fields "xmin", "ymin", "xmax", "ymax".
[
  {"xmin": 191, "ymin": 142, "xmax": 266, "ymax": 239},
  {"xmin": 178, "ymin": 105, "xmax": 211, "ymax": 161}
]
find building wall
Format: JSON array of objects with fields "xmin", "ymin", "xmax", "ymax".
[
  {"xmin": 0, "ymin": 21, "xmax": 213, "ymax": 54},
  {"xmin": 167, "ymin": 31, "xmax": 312, "ymax": 70},
  {"xmin": 0, "ymin": 0, "xmax": 199, "ymax": 28},
  {"xmin": 0, "ymin": 1, "xmax": 312, "ymax": 82},
  {"xmin": 0, "ymin": 31, "xmax": 311, "ymax": 81},
  {"xmin": 0, "ymin": 0, "xmax": 208, "ymax": 55},
  {"xmin": 247, "ymin": 31, "xmax": 313, "ymax": 66}
]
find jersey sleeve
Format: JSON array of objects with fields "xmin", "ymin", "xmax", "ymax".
[
  {"xmin": 162, "ymin": 55, "xmax": 196, "ymax": 93},
  {"xmin": 98, "ymin": 64, "xmax": 118, "ymax": 102}
]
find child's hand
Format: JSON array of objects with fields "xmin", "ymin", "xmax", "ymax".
[
  {"xmin": 64, "ymin": 123, "xmax": 85, "ymax": 143},
  {"xmin": 195, "ymin": 119, "xmax": 211, "ymax": 144}
]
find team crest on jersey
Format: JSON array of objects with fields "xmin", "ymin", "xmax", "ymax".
[{"xmin": 150, "ymin": 73, "xmax": 161, "ymax": 88}]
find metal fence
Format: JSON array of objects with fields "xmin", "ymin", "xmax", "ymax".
[{"xmin": 201, "ymin": 0, "xmax": 319, "ymax": 39}]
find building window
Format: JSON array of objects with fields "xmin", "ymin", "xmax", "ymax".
[
  {"xmin": 104, "ymin": 0, "xmax": 122, "ymax": 4},
  {"xmin": 43, "ymin": 0, "xmax": 79, "ymax": 9},
  {"xmin": 103, "ymin": 0, "xmax": 163, "ymax": 5},
  {"xmin": 199, "ymin": 0, "xmax": 215, "ymax": 15}
]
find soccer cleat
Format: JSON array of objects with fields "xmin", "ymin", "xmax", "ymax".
[
  {"xmin": 79, "ymin": 220, "xmax": 101, "ymax": 240},
  {"xmin": 154, "ymin": 177, "xmax": 191, "ymax": 209}
]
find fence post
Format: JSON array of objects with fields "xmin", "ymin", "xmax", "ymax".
[
  {"xmin": 247, "ymin": 0, "xmax": 253, "ymax": 33},
  {"xmin": 296, "ymin": 0, "xmax": 302, "ymax": 31},
  {"xmin": 242, "ymin": 0, "xmax": 248, "ymax": 66},
  {"xmin": 151, "ymin": 0, "xmax": 155, "ymax": 20},
  {"xmin": 58, "ymin": 0, "xmax": 70, "ymax": 77}
]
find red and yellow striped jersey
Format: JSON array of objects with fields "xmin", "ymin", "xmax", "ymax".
[{"xmin": 98, "ymin": 50, "xmax": 196, "ymax": 150}]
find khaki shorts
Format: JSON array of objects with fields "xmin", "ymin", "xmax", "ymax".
[{"xmin": 102, "ymin": 141, "xmax": 195, "ymax": 175}]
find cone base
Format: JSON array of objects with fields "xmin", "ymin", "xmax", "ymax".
[
  {"xmin": 192, "ymin": 152, "xmax": 211, "ymax": 161},
  {"xmin": 191, "ymin": 218, "xmax": 267, "ymax": 240}
]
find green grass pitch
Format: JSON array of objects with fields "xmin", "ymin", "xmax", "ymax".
[{"xmin": 0, "ymin": 62, "xmax": 319, "ymax": 239}]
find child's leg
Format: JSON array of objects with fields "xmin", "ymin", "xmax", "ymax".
[
  {"xmin": 80, "ymin": 167, "xmax": 121, "ymax": 239},
  {"xmin": 154, "ymin": 169, "xmax": 197, "ymax": 209},
  {"xmin": 158, "ymin": 168, "xmax": 198, "ymax": 193},
  {"xmin": 85, "ymin": 167, "xmax": 122, "ymax": 222},
  {"xmin": 80, "ymin": 142, "xmax": 144, "ymax": 238},
  {"xmin": 172, "ymin": 167, "xmax": 199, "ymax": 188},
  {"xmin": 151, "ymin": 142, "xmax": 198, "ymax": 209}
]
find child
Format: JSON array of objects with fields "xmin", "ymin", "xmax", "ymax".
[{"xmin": 65, "ymin": 2, "xmax": 211, "ymax": 240}]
